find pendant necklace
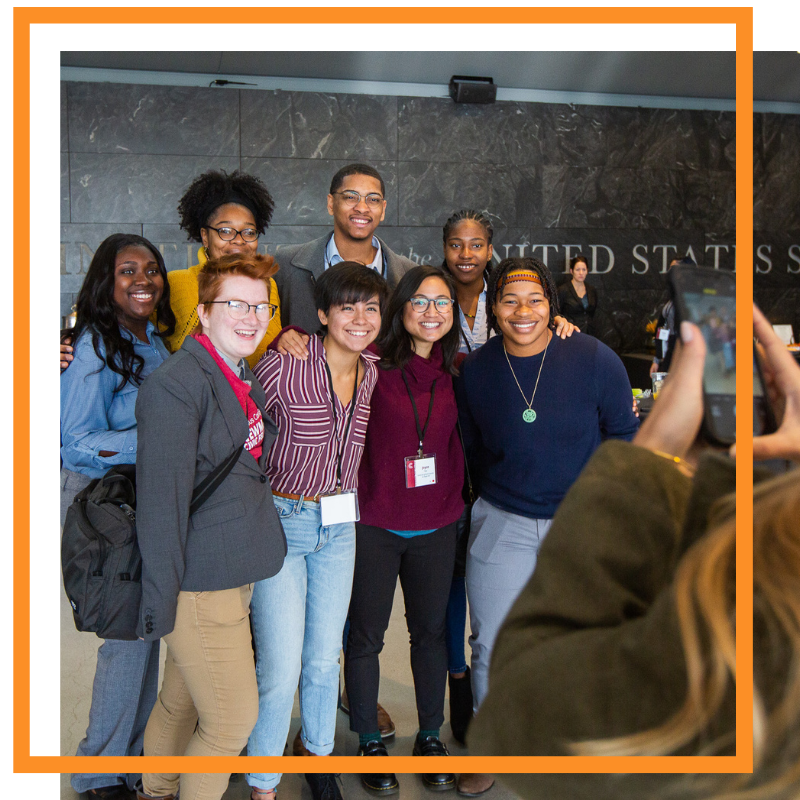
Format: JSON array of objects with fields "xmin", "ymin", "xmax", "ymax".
[{"xmin": 503, "ymin": 333, "xmax": 550, "ymax": 423}]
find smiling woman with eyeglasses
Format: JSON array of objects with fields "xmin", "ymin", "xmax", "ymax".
[
  {"xmin": 342, "ymin": 265, "xmax": 465, "ymax": 795},
  {"xmin": 134, "ymin": 252, "xmax": 287, "ymax": 800}
]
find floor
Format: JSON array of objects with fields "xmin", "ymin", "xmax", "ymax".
[{"xmin": 60, "ymin": 581, "xmax": 519, "ymax": 800}]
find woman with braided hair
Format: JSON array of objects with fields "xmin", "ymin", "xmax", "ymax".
[{"xmin": 453, "ymin": 256, "xmax": 637, "ymax": 795}]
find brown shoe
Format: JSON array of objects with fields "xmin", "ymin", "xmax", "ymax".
[
  {"xmin": 340, "ymin": 686, "xmax": 396, "ymax": 739},
  {"xmin": 377, "ymin": 702, "xmax": 396, "ymax": 739},
  {"xmin": 456, "ymin": 774, "xmax": 494, "ymax": 797},
  {"xmin": 293, "ymin": 729, "xmax": 317, "ymax": 756}
]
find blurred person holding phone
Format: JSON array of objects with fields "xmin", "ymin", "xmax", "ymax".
[{"xmin": 470, "ymin": 304, "xmax": 800, "ymax": 800}]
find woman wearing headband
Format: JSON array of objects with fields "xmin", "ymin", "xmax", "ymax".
[{"xmin": 454, "ymin": 256, "xmax": 637, "ymax": 795}]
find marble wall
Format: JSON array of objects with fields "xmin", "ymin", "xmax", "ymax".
[{"xmin": 61, "ymin": 81, "xmax": 800, "ymax": 350}]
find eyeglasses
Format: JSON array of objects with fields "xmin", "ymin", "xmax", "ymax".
[
  {"xmin": 206, "ymin": 300, "xmax": 277, "ymax": 322},
  {"xmin": 408, "ymin": 296, "xmax": 455, "ymax": 313},
  {"xmin": 332, "ymin": 190, "xmax": 385, "ymax": 209},
  {"xmin": 204, "ymin": 225, "xmax": 259, "ymax": 243}
]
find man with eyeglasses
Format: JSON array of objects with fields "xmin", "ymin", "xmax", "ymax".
[{"xmin": 273, "ymin": 163, "xmax": 416, "ymax": 334}]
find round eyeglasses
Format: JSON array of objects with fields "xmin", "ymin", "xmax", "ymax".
[
  {"xmin": 206, "ymin": 300, "xmax": 277, "ymax": 322},
  {"xmin": 204, "ymin": 225, "xmax": 259, "ymax": 243},
  {"xmin": 332, "ymin": 190, "xmax": 385, "ymax": 209},
  {"xmin": 408, "ymin": 296, "xmax": 455, "ymax": 313}
]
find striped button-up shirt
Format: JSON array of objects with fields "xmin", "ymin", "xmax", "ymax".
[{"xmin": 253, "ymin": 334, "xmax": 379, "ymax": 496}]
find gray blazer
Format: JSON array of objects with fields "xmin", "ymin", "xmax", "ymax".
[
  {"xmin": 273, "ymin": 232, "xmax": 416, "ymax": 333},
  {"xmin": 135, "ymin": 336, "xmax": 286, "ymax": 640}
]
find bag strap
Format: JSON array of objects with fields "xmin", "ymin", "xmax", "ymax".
[
  {"xmin": 189, "ymin": 444, "xmax": 245, "ymax": 517},
  {"xmin": 456, "ymin": 420, "xmax": 475, "ymax": 505}
]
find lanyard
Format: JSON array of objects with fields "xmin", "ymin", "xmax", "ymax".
[
  {"xmin": 324, "ymin": 360, "xmax": 359, "ymax": 492},
  {"xmin": 401, "ymin": 368, "xmax": 438, "ymax": 457}
]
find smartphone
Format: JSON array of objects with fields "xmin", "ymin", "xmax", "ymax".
[
  {"xmin": 753, "ymin": 343, "xmax": 778, "ymax": 437},
  {"xmin": 668, "ymin": 265, "xmax": 737, "ymax": 446}
]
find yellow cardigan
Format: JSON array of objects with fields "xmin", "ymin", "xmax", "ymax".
[{"xmin": 163, "ymin": 247, "xmax": 282, "ymax": 369}]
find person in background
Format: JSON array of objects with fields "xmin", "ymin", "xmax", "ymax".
[
  {"xmin": 650, "ymin": 254, "xmax": 696, "ymax": 376},
  {"xmin": 245, "ymin": 263, "xmax": 388, "ymax": 800},
  {"xmin": 60, "ymin": 233, "xmax": 175, "ymax": 800},
  {"xmin": 470, "ymin": 304, "xmax": 800, "ymax": 800},
  {"xmin": 60, "ymin": 168, "xmax": 281, "ymax": 370},
  {"xmin": 455, "ymin": 256, "xmax": 638, "ymax": 797},
  {"xmin": 135, "ymin": 253, "xmax": 286, "ymax": 800},
  {"xmin": 439, "ymin": 210, "xmax": 577, "ymax": 749},
  {"xmin": 556, "ymin": 253, "xmax": 597, "ymax": 334}
]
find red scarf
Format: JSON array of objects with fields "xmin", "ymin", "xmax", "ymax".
[{"xmin": 192, "ymin": 333, "xmax": 264, "ymax": 461}]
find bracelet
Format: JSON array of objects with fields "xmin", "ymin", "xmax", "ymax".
[{"xmin": 651, "ymin": 449, "xmax": 696, "ymax": 477}]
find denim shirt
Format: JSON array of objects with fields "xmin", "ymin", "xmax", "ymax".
[{"xmin": 60, "ymin": 322, "xmax": 170, "ymax": 478}]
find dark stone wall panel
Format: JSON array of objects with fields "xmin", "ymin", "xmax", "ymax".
[
  {"xmin": 592, "ymin": 288, "xmax": 666, "ymax": 353},
  {"xmin": 398, "ymin": 97, "xmax": 544, "ymax": 165},
  {"xmin": 541, "ymin": 104, "xmax": 608, "ymax": 168},
  {"xmin": 61, "ymin": 153, "xmax": 70, "ymax": 222},
  {"xmin": 398, "ymin": 161, "xmax": 539, "ymax": 228},
  {"xmin": 241, "ymin": 91, "xmax": 397, "ymax": 161},
  {"xmin": 67, "ymin": 82, "xmax": 240, "ymax": 156},
  {"xmin": 754, "ymin": 114, "xmax": 800, "ymax": 231},
  {"xmin": 753, "ymin": 287, "xmax": 800, "ymax": 337},
  {"xmin": 69, "ymin": 154, "xmax": 241, "ymax": 224},
  {"xmin": 677, "ymin": 110, "xmax": 736, "ymax": 171},
  {"xmin": 541, "ymin": 166, "xmax": 679, "ymax": 229},
  {"xmin": 605, "ymin": 107, "xmax": 679, "ymax": 170},
  {"xmin": 754, "ymin": 232, "xmax": 800, "ymax": 288},
  {"xmin": 679, "ymin": 171, "xmax": 736, "ymax": 230},
  {"xmin": 61, "ymin": 82, "xmax": 69, "ymax": 152}
]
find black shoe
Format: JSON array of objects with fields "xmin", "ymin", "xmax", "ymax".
[
  {"xmin": 87, "ymin": 786, "xmax": 135, "ymax": 800},
  {"xmin": 358, "ymin": 739, "xmax": 399, "ymax": 796},
  {"xmin": 305, "ymin": 774, "xmax": 343, "ymax": 800},
  {"xmin": 448, "ymin": 668, "xmax": 474, "ymax": 745},
  {"xmin": 413, "ymin": 735, "xmax": 456, "ymax": 791}
]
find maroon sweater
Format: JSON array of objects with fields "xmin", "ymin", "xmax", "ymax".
[{"xmin": 357, "ymin": 342, "xmax": 465, "ymax": 530}]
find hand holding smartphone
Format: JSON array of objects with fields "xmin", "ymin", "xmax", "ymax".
[{"xmin": 668, "ymin": 265, "xmax": 777, "ymax": 447}]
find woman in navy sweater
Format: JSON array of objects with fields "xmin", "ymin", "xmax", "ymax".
[{"xmin": 455, "ymin": 257, "xmax": 638, "ymax": 766}]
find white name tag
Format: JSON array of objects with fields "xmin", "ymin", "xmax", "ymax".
[
  {"xmin": 320, "ymin": 490, "xmax": 360, "ymax": 526},
  {"xmin": 405, "ymin": 454, "xmax": 437, "ymax": 488},
  {"xmin": 656, "ymin": 327, "xmax": 670, "ymax": 341}
]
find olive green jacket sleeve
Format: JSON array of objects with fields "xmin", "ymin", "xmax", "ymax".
[{"xmin": 469, "ymin": 440, "xmax": 737, "ymax": 798}]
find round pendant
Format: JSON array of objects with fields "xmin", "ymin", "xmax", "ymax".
[{"xmin": 522, "ymin": 409, "xmax": 537, "ymax": 423}]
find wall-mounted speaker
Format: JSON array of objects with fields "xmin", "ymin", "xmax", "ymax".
[{"xmin": 449, "ymin": 76, "xmax": 497, "ymax": 104}]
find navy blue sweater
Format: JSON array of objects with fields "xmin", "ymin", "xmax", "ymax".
[{"xmin": 454, "ymin": 332, "xmax": 639, "ymax": 519}]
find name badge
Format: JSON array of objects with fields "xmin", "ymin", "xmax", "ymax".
[
  {"xmin": 320, "ymin": 490, "xmax": 360, "ymax": 526},
  {"xmin": 405, "ymin": 454, "xmax": 437, "ymax": 488},
  {"xmin": 656, "ymin": 327, "xmax": 670, "ymax": 341}
]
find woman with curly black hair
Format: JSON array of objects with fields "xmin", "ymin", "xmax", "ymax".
[
  {"xmin": 167, "ymin": 169, "xmax": 281, "ymax": 366},
  {"xmin": 60, "ymin": 233, "xmax": 174, "ymax": 800}
]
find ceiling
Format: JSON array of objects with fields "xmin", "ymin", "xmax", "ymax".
[{"xmin": 60, "ymin": 51, "xmax": 800, "ymax": 104}]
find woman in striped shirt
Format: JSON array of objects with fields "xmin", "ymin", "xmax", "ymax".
[{"xmin": 246, "ymin": 263, "xmax": 389, "ymax": 800}]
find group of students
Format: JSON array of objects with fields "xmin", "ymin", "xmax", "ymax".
[{"xmin": 60, "ymin": 161, "xmax": 800, "ymax": 800}]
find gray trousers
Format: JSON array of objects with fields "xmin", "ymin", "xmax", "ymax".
[
  {"xmin": 62, "ymin": 467, "xmax": 160, "ymax": 793},
  {"xmin": 465, "ymin": 496, "xmax": 552, "ymax": 712}
]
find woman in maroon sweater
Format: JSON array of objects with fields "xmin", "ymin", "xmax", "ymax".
[{"xmin": 346, "ymin": 265, "xmax": 464, "ymax": 796}]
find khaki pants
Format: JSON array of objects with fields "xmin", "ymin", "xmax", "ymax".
[{"xmin": 142, "ymin": 585, "xmax": 257, "ymax": 800}]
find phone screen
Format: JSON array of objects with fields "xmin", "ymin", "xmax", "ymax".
[{"xmin": 680, "ymin": 290, "xmax": 736, "ymax": 395}]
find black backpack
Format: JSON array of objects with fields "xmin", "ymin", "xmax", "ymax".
[{"xmin": 62, "ymin": 446, "xmax": 242, "ymax": 640}]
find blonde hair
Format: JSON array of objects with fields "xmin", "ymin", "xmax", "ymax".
[{"xmin": 572, "ymin": 467, "xmax": 800, "ymax": 799}]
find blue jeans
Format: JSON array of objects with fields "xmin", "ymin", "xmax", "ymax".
[{"xmin": 247, "ymin": 495, "xmax": 356, "ymax": 791}]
